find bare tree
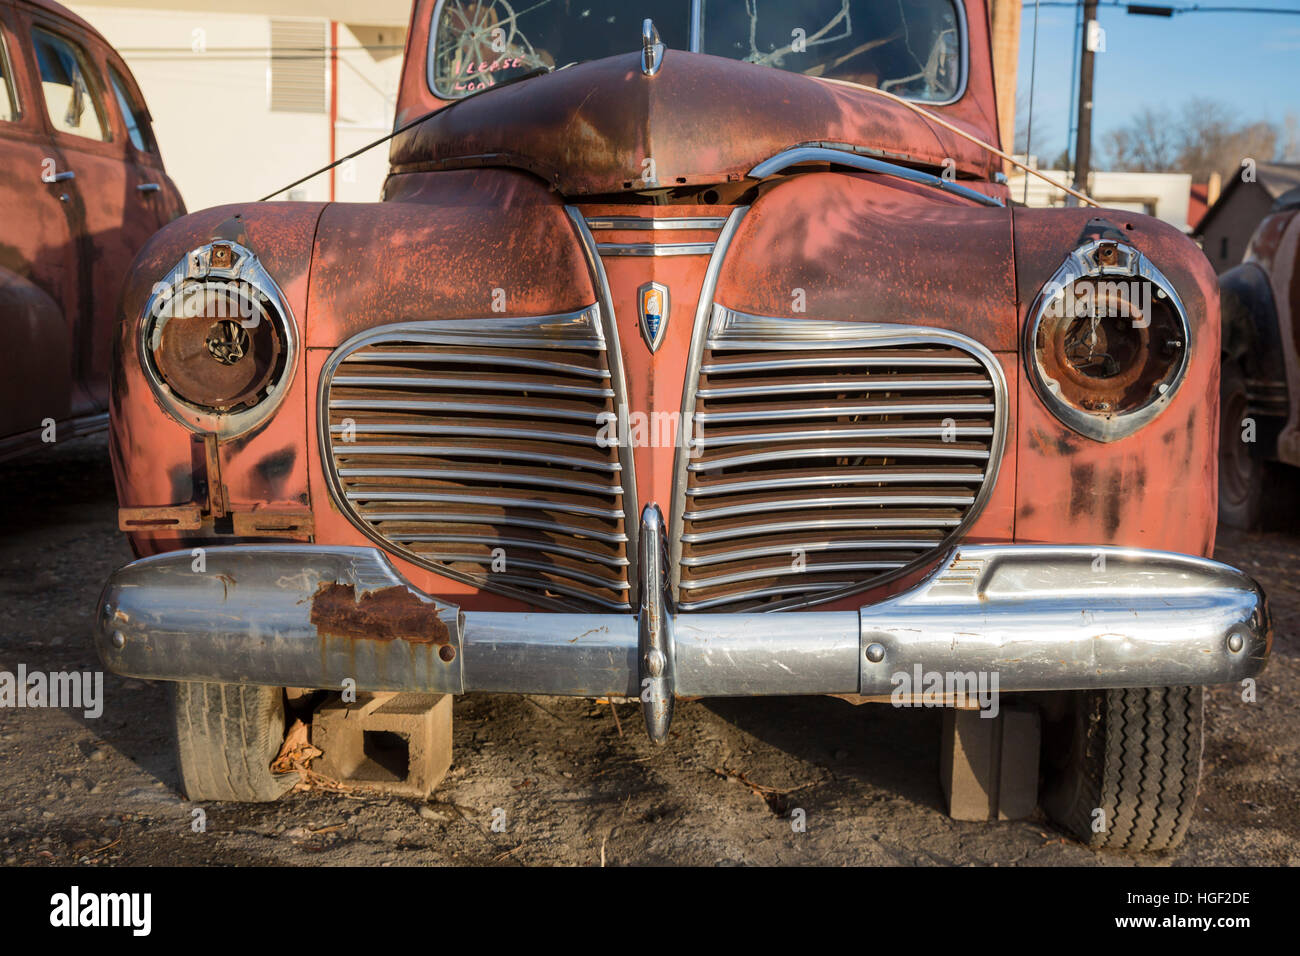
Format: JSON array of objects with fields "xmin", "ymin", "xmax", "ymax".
[
  {"xmin": 1174, "ymin": 99, "xmax": 1277, "ymax": 180},
  {"xmin": 1105, "ymin": 106, "xmax": 1181, "ymax": 172},
  {"xmin": 1104, "ymin": 99, "xmax": 1281, "ymax": 179},
  {"xmin": 1278, "ymin": 112, "xmax": 1300, "ymax": 163},
  {"xmin": 1014, "ymin": 91, "xmax": 1051, "ymax": 157}
]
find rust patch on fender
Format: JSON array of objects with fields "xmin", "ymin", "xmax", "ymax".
[{"xmin": 310, "ymin": 583, "xmax": 450, "ymax": 645}]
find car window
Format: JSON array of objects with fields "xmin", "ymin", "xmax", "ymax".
[
  {"xmin": 109, "ymin": 66, "xmax": 155, "ymax": 152},
  {"xmin": 0, "ymin": 31, "xmax": 17, "ymax": 121},
  {"xmin": 32, "ymin": 27, "xmax": 108, "ymax": 141}
]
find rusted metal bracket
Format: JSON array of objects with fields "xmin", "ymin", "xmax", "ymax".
[
  {"xmin": 118, "ymin": 503, "xmax": 203, "ymax": 532},
  {"xmin": 231, "ymin": 510, "xmax": 315, "ymax": 538},
  {"xmin": 202, "ymin": 434, "xmax": 228, "ymax": 518}
]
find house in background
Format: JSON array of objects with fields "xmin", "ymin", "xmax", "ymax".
[
  {"xmin": 67, "ymin": 0, "xmax": 413, "ymax": 211},
  {"xmin": 1187, "ymin": 173, "xmax": 1221, "ymax": 236},
  {"xmin": 1195, "ymin": 162, "xmax": 1300, "ymax": 273},
  {"xmin": 1008, "ymin": 156, "xmax": 1194, "ymax": 233}
]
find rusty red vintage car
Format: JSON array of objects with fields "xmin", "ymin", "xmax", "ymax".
[
  {"xmin": 0, "ymin": 0, "xmax": 184, "ymax": 461},
  {"xmin": 96, "ymin": 0, "xmax": 1270, "ymax": 852}
]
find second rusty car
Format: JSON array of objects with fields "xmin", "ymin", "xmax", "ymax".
[
  {"xmin": 97, "ymin": 0, "xmax": 1269, "ymax": 852},
  {"xmin": 0, "ymin": 0, "xmax": 183, "ymax": 461}
]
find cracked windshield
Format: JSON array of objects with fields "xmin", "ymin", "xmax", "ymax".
[{"xmin": 431, "ymin": 0, "xmax": 963, "ymax": 101}]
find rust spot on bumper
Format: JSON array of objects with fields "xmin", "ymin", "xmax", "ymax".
[{"xmin": 310, "ymin": 583, "xmax": 450, "ymax": 645}]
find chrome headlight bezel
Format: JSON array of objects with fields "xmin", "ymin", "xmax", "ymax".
[
  {"xmin": 139, "ymin": 241, "xmax": 299, "ymax": 439},
  {"xmin": 1024, "ymin": 239, "xmax": 1192, "ymax": 443}
]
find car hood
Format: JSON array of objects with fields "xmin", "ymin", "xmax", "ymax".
[{"xmin": 388, "ymin": 50, "xmax": 1000, "ymax": 196}]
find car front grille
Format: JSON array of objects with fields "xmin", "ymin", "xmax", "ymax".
[
  {"xmin": 320, "ymin": 310, "xmax": 633, "ymax": 611},
  {"xmin": 675, "ymin": 308, "xmax": 1006, "ymax": 612}
]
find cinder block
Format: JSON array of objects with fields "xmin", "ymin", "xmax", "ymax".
[
  {"xmin": 940, "ymin": 703, "xmax": 1041, "ymax": 821},
  {"xmin": 941, "ymin": 707, "xmax": 997, "ymax": 820},
  {"xmin": 996, "ymin": 706, "xmax": 1041, "ymax": 821},
  {"xmin": 312, "ymin": 692, "xmax": 452, "ymax": 798}
]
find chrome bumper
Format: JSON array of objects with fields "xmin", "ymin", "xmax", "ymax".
[{"xmin": 96, "ymin": 518, "xmax": 1270, "ymax": 740}]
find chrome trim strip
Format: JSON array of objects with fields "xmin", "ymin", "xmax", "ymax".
[
  {"xmin": 702, "ymin": 354, "xmax": 981, "ymax": 372},
  {"xmin": 688, "ymin": 469, "xmax": 985, "ymax": 496},
  {"xmin": 694, "ymin": 424, "xmax": 994, "ymax": 448},
  {"xmin": 349, "ymin": 491, "xmax": 625, "ymax": 520},
  {"xmin": 680, "ymin": 515, "xmax": 962, "ymax": 544},
  {"xmin": 679, "ymin": 539, "xmax": 934, "ymax": 567},
  {"xmin": 328, "ymin": 398, "xmax": 604, "ymax": 423},
  {"xmin": 331, "ymin": 374, "xmax": 615, "ymax": 399},
  {"xmin": 331, "ymin": 444, "xmax": 620, "ymax": 472},
  {"xmin": 669, "ymin": 207, "xmax": 750, "ymax": 598},
  {"xmin": 684, "ymin": 493, "xmax": 976, "ymax": 522},
  {"xmin": 330, "ymin": 423, "xmax": 606, "ymax": 447},
  {"xmin": 475, "ymin": 575, "xmax": 631, "ymax": 610},
  {"xmin": 566, "ymin": 206, "xmax": 641, "ymax": 591},
  {"xmin": 585, "ymin": 216, "xmax": 728, "ymax": 231},
  {"xmin": 426, "ymin": 554, "xmax": 629, "ymax": 591},
  {"xmin": 96, "ymin": 543, "xmax": 1268, "ymax": 702},
  {"xmin": 327, "ymin": 307, "xmax": 606, "ymax": 351},
  {"xmin": 748, "ymin": 145, "xmax": 1003, "ymax": 208},
  {"xmin": 680, "ymin": 560, "xmax": 907, "ymax": 591},
  {"xmin": 694, "ymin": 400, "xmax": 996, "ymax": 423},
  {"xmin": 364, "ymin": 512, "xmax": 628, "ymax": 544},
  {"xmin": 336, "ymin": 467, "xmax": 622, "ymax": 496},
  {"xmin": 392, "ymin": 534, "xmax": 630, "ymax": 568},
  {"xmin": 676, "ymin": 584, "xmax": 853, "ymax": 612},
  {"xmin": 596, "ymin": 242, "xmax": 716, "ymax": 257},
  {"xmin": 1024, "ymin": 239, "xmax": 1192, "ymax": 443},
  {"xmin": 697, "ymin": 376, "xmax": 992, "ymax": 398},
  {"xmin": 690, "ymin": 445, "xmax": 990, "ymax": 470},
  {"xmin": 342, "ymin": 352, "xmax": 610, "ymax": 379}
]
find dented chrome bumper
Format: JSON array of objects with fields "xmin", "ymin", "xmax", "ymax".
[{"xmin": 96, "ymin": 516, "xmax": 1271, "ymax": 740}]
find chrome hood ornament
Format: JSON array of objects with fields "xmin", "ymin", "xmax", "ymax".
[{"xmin": 641, "ymin": 19, "xmax": 664, "ymax": 76}]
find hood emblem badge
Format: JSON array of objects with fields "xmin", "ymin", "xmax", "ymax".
[
  {"xmin": 641, "ymin": 19, "xmax": 664, "ymax": 76},
  {"xmin": 638, "ymin": 281, "xmax": 670, "ymax": 353}
]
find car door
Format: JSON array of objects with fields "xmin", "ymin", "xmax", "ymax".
[
  {"xmin": 0, "ymin": 0, "xmax": 80, "ymax": 442},
  {"xmin": 24, "ymin": 8, "xmax": 159, "ymax": 411},
  {"xmin": 105, "ymin": 55, "xmax": 185, "ymax": 231}
]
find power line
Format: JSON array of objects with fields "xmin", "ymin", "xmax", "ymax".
[{"xmin": 1022, "ymin": 1, "xmax": 1300, "ymax": 10}]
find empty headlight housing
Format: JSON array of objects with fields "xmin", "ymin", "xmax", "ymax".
[
  {"xmin": 140, "ymin": 241, "xmax": 298, "ymax": 438},
  {"xmin": 1025, "ymin": 240, "xmax": 1190, "ymax": 442}
]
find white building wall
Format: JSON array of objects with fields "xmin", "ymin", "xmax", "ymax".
[
  {"xmin": 68, "ymin": 4, "xmax": 408, "ymax": 212},
  {"xmin": 1008, "ymin": 158, "xmax": 1193, "ymax": 233}
]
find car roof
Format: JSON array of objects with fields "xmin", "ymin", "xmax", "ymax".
[{"xmin": 13, "ymin": 0, "xmax": 112, "ymax": 47}]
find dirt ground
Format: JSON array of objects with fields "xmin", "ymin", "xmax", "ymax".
[{"xmin": 1, "ymin": 433, "xmax": 1296, "ymax": 867}]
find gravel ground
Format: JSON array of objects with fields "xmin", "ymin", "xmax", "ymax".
[{"xmin": 1, "ymin": 434, "xmax": 1296, "ymax": 867}]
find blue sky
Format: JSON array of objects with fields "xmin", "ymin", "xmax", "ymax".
[{"xmin": 1015, "ymin": 0, "xmax": 1300, "ymax": 163}]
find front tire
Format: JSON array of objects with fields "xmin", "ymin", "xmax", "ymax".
[
  {"xmin": 172, "ymin": 682, "xmax": 297, "ymax": 803},
  {"xmin": 1218, "ymin": 362, "xmax": 1268, "ymax": 529},
  {"xmin": 1040, "ymin": 686, "xmax": 1203, "ymax": 852}
]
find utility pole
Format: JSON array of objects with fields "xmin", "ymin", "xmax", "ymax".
[{"xmin": 1072, "ymin": 0, "xmax": 1101, "ymax": 200}]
